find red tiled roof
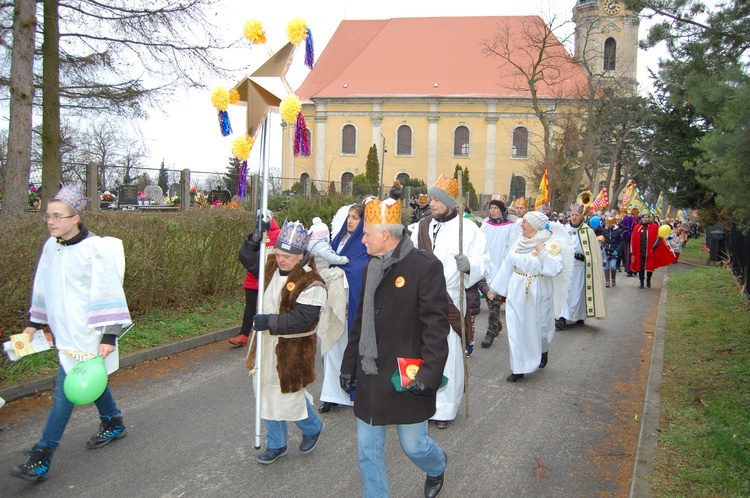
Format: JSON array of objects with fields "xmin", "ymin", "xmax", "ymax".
[{"xmin": 296, "ymin": 16, "xmax": 588, "ymax": 101}]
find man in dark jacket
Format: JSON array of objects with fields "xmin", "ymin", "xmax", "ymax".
[{"xmin": 341, "ymin": 197, "xmax": 450, "ymax": 498}]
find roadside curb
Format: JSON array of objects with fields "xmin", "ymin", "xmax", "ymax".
[
  {"xmin": 0, "ymin": 325, "xmax": 240, "ymax": 404},
  {"xmin": 629, "ymin": 269, "xmax": 670, "ymax": 497}
]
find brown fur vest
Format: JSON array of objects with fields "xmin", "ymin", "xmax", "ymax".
[{"xmin": 246, "ymin": 254, "xmax": 324, "ymax": 393}]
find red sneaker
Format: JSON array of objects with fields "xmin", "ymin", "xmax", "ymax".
[{"xmin": 228, "ymin": 334, "xmax": 248, "ymax": 346}]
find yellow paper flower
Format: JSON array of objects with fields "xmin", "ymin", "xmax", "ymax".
[
  {"xmin": 211, "ymin": 87, "xmax": 230, "ymax": 111},
  {"xmin": 279, "ymin": 95, "xmax": 302, "ymax": 124},
  {"xmin": 243, "ymin": 19, "xmax": 266, "ymax": 44},
  {"xmin": 286, "ymin": 18, "xmax": 308, "ymax": 45},
  {"xmin": 232, "ymin": 136, "xmax": 254, "ymax": 160},
  {"xmin": 229, "ymin": 89, "xmax": 240, "ymax": 105}
]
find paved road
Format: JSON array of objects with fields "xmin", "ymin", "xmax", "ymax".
[{"xmin": 0, "ymin": 265, "xmax": 684, "ymax": 497}]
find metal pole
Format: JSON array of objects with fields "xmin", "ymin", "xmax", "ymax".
[
  {"xmin": 457, "ymin": 169, "xmax": 469, "ymax": 419},
  {"xmin": 379, "ymin": 134, "xmax": 385, "ymax": 199},
  {"xmin": 254, "ymin": 114, "xmax": 271, "ymax": 450}
]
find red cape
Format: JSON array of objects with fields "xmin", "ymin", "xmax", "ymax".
[{"xmin": 630, "ymin": 223, "xmax": 679, "ymax": 272}]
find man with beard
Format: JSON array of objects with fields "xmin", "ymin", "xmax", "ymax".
[
  {"xmin": 557, "ymin": 203, "xmax": 607, "ymax": 329},
  {"xmin": 411, "ymin": 174, "xmax": 489, "ymax": 429}
]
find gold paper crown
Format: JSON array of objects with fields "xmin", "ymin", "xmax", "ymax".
[
  {"xmin": 418, "ymin": 193, "xmax": 428, "ymax": 201},
  {"xmin": 433, "ymin": 174, "xmax": 458, "ymax": 198},
  {"xmin": 491, "ymin": 193, "xmax": 507, "ymax": 203},
  {"xmin": 514, "ymin": 197, "xmax": 529, "ymax": 207},
  {"xmin": 364, "ymin": 198, "xmax": 402, "ymax": 225}
]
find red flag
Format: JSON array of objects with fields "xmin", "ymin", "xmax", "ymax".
[{"xmin": 591, "ymin": 186, "xmax": 609, "ymax": 211}]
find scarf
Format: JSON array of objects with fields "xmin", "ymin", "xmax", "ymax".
[
  {"xmin": 516, "ymin": 230, "xmax": 550, "ymax": 254},
  {"xmin": 360, "ymin": 236, "xmax": 414, "ymax": 375}
]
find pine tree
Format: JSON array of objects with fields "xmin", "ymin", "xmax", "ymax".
[
  {"xmin": 157, "ymin": 160, "xmax": 168, "ymax": 195},
  {"xmin": 365, "ymin": 144, "xmax": 380, "ymax": 191},
  {"xmin": 223, "ymin": 157, "xmax": 242, "ymax": 196},
  {"xmin": 453, "ymin": 164, "xmax": 478, "ymax": 209}
]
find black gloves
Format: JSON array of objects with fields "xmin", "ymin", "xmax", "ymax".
[
  {"xmin": 253, "ymin": 314, "xmax": 269, "ymax": 331},
  {"xmin": 250, "ymin": 218, "xmax": 271, "ymax": 245},
  {"xmin": 574, "ymin": 252, "xmax": 585, "ymax": 262},
  {"xmin": 340, "ymin": 373, "xmax": 356, "ymax": 393},
  {"xmin": 406, "ymin": 378, "xmax": 435, "ymax": 396}
]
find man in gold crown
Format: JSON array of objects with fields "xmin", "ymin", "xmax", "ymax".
[
  {"xmin": 411, "ymin": 174, "xmax": 489, "ymax": 429},
  {"xmin": 341, "ymin": 197, "xmax": 450, "ymax": 498},
  {"xmin": 410, "ymin": 193, "xmax": 432, "ymax": 224},
  {"xmin": 508, "ymin": 197, "xmax": 529, "ymax": 222}
]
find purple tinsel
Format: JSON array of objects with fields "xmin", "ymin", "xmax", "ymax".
[
  {"xmin": 304, "ymin": 27, "xmax": 314, "ymax": 69},
  {"xmin": 294, "ymin": 113, "xmax": 311, "ymax": 157},
  {"xmin": 218, "ymin": 110, "xmax": 232, "ymax": 136},
  {"xmin": 238, "ymin": 160, "xmax": 248, "ymax": 198}
]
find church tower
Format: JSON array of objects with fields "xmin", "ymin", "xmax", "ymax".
[{"xmin": 572, "ymin": 0, "xmax": 639, "ymax": 95}]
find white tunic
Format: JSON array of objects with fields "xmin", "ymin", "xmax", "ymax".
[
  {"xmin": 255, "ymin": 266, "xmax": 326, "ymax": 421},
  {"xmin": 411, "ymin": 214, "xmax": 489, "ymax": 420},
  {"xmin": 481, "ymin": 219, "xmax": 515, "ymax": 281},
  {"xmin": 560, "ymin": 223, "xmax": 587, "ymax": 321},
  {"xmin": 491, "ymin": 243, "xmax": 564, "ymax": 374},
  {"xmin": 30, "ymin": 236, "xmax": 131, "ymax": 375}
]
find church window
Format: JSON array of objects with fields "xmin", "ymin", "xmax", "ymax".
[
  {"xmin": 396, "ymin": 173, "xmax": 410, "ymax": 185},
  {"xmin": 342, "ymin": 124, "xmax": 356, "ymax": 154},
  {"xmin": 454, "ymin": 126, "xmax": 470, "ymax": 156},
  {"xmin": 512, "ymin": 127, "xmax": 528, "ymax": 158},
  {"xmin": 604, "ymin": 38, "xmax": 617, "ymax": 71},
  {"xmin": 515, "ymin": 176, "xmax": 527, "ymax": 198},
  {"xmin": 397, "ymin": 125, "xmax": 412, "ymax": 156}
]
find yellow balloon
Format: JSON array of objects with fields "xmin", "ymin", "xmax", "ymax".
[{"xmin": 658, "ymin": 224, "xmax": 672, "ymax": 238}]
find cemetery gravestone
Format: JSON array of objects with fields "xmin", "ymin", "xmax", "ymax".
[
  {"xmin": 144, "ymin": 185, "xmax": 165, "ymax": 205},
  {"xmin": 118, "ymin": 184, "xmax": 138, "ymax": 206}
]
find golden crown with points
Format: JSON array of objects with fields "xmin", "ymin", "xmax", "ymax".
[
  {"xmin": 433, "ymin": 174, "xmax": 458, "ymax": 198},
  {"xmin": 514, "ymin": 197, "xmax": 529, "ymax": 208},
  {"xmin": 364, "ymin": 198, "xmax": 402, "ymax": 225}
]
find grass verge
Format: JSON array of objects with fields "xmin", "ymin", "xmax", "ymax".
[
  {"xmin": 651, "ymin": 265, "xmax": 750, "ymax": 496},
  {"xmin": 0, "ymin": 296, "xmax": 244, "ymax": 386},
  {"xmin": 678, "ymin": 238, "xmax": 710, "ymax": 266}
]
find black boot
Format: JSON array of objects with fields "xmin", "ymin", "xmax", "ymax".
[
  {"xmin": 318, "ymin": 402, "xmax": 337, "ymax": 413},
  {"xmin": 539, "ymin": 351, "xmax": 548, "ymax": 369},
  {"xmin": 647, "ymin": 272, "xmax": 652, "ymax": 288},
  {"xmin": 611, "ymin": 270, "xmax": 616, "ymax": 287},
  {"xmin": 555, "ymin": 318, "xmax": 567, "ymax": 330},
  {"xmin": 10, "ymin": 444, "xmax": 53, "ymax": 482},
  {"xmin": 481, "ymin": 332, "xmax": 495, "ymax": 348},
  {"xmin": 506, "ymin": 373, "xmax": 524, "ymax": 383},
  {"xmin": 86, "ymin": 415, "xmax": 127, "ymax": 450}
]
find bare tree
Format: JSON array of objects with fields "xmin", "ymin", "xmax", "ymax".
[{"xmin": 2, "ymin": 0, "xmax": 36, "ymax": 220}]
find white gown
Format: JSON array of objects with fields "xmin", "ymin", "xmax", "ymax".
[
  {"xmin": 560, "ymin": 224, "xmax": 587, "ymax": 321},
  {"xmin": 411, "ymin": 214, "xmax": 489, "ymax": 421},
  {"xmin": 491, "ymin": 242, "xmax": 564, "ymax": 374}
]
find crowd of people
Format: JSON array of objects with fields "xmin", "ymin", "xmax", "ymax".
[{"xmin": 11, "ymin": 181, "xmax": 686, "ymax": 497}]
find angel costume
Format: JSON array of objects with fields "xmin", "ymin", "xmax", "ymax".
[{"xmin": 490, "ymin": 213, "xmax": 572, "ymax": 377}]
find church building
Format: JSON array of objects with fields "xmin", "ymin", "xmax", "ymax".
[{"xmin": 283, "ymin": 1, "xmax": 638, "ymax": 200}]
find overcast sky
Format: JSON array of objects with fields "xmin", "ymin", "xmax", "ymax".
[{"xmin": 137, "ymin": 0, "xmax": 668, "ymax": 176}]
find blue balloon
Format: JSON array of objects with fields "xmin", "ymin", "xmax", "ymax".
[{"xmin": 589, "ymin": 216, "xmax": 602, "ymax": 229}]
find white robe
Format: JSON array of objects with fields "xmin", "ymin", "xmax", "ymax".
[
  {"xmin": 561, "ymin": 224, "xmax": 587, "ymax": 321},
  {"xmin": 255, "ymin": 266, "xmax": 327, "ymax": 421},
  {"xmin": 491, "ymin": 242, "xmax": 564, "ymax": 374},
  {"xmin": 481, "ymin": 219, "xmax": 515, "ymax": 281},
  {"xmin": 318, "ymin": 268, "xmax": 353, "ymax": 406},
  {"xmin": 411, "ymin": 214, "xmax": 489, "ymax": 421},
  {"xmin": 30, "ymin": 236, "xmax": 131, "ymax": 375}
]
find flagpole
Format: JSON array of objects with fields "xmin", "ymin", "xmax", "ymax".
[{"xmin": 254, "ymin": 114, "xmax": 271, "ymax": 450}]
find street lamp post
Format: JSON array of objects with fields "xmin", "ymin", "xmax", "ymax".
[{"xmin": 379, "ymin": 133, "xmax": 386, "ymax": 199}]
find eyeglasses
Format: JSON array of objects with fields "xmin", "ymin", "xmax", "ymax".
[{"xmin": 42, "ymin": 213, "xmax": 77, "ymax": 222}]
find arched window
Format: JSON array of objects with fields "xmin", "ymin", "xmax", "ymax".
[
  {"xmin": 512, "ymin": 127, "xmax": 528, "ymax": 158},
  {"xmin": 396, "ymin": 125, "xmax": 412, "ymax": 156},
  {"xmin": 454, "ymin": 126, "xmax": 470, "ymax": 156},
  {"xmin": 342, "ymin": 124, "xmax": 356, "ymax": 154},
  {"xmin": 396, "ymin": 173, "xmax": 410, "ymax": 185},
  {"xmin": 604, "ymin": 38, "xmax": 617, "ymax": 71},
  {"xmin": 516, "ymin": 177, "xmax": 527, "ymax": 198},
  {"xmin": 300, "ymin": 172, "xmax": 310, "ymax": 183}
]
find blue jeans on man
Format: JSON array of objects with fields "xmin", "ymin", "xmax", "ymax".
[
  {"xmin": 356, "ymin": 418, "xmax": 446, "ymax": 498},
  {"xmin": 263, "ymin": 398, "xmax": 323, "ymax": 450},
  {"xmin": 38, "ymin": 368, "xmax": 121, "ymax": 451}
]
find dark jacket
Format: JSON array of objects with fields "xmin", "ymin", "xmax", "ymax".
[
  {"xmin": 341, "ymin": 238, "xmax": 450, "ymax": 426},
  {"xmin": 466, "ymin": 278, "xmax": 489, "ymax": 317},
  {"xmin": 602, "ymin": 225, "xmax": 624, "ymax": 259}
]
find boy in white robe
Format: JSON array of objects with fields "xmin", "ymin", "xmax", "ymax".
[{"xmin": 12, "ymin": 185, "xmax": 132, "ymax": 482}]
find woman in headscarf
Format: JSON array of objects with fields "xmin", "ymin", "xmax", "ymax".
[{"xmin": 318, "ymin": 204, "xmax": 370, "ymax": 412}]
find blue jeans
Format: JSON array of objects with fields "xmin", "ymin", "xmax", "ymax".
[
  {"xmin": 356, "ymin": 418, "xmax": 446, "ymax": 498},
  {"xmin": 605, "ymin": 257, "xmax": 618, "ymax": 271},
  {"xmin": 38, "ymin": 368, "xmax": 121, "ymax": 451},
  {"xmin": 263, "ymin": 398, "xmax": 322, "ymax": 450}
]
